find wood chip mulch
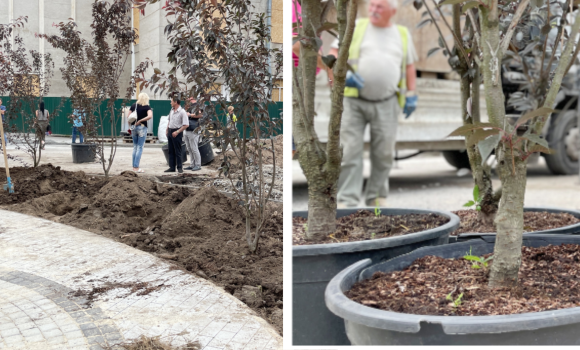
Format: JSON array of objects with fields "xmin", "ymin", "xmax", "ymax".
[
  {"xmin": 293, "ymin": 210, "xmax": 449, "ymax": 246},
  {"xmin": 451, "ymin": 210, "xmax": 580, "ymax": 235},
  {"xmin": 346, "ymin": 244, "xmax": 580, "ymax": 316}
]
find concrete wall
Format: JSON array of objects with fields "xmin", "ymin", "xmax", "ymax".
[
  {"xmin": 1, "ymin": 0, "xmax": 134, "ymax": 97},
  {"xmin": 1, "ymin": 0, "xmax": 282, "ymax": 101}
]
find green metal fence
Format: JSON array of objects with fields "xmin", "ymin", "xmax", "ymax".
[{"xmin": 0, "ymin": 97, "xmax": 283, "ymax": 138}]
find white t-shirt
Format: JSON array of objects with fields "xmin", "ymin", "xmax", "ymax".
[{"xmin": 331, "ymin": 21, "xmax": 418, "ymax": 101}]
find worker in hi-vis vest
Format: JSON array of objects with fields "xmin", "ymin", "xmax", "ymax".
[{"xmin": 329, "ymin": 0, "xmax": 418, "ymax": 208}]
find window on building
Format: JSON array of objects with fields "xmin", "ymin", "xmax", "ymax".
[
  {"xmin": 12, "ymin": 74, "xmax": 40, "ymax": 96},
  {"xmin": 75, "ymin": 76, "xmax": 98, "ymax": 98},
  {"xmin": 272, "ymin": 79, "xmax": 283, "ymax": 102}
]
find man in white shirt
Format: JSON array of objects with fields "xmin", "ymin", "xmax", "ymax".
[
  {"xmin": 166, "ymin": 97, "xmax": 189, "ymax": 174},
  {"xmin": 329, "ymin": 0, "xmax": 418, "ymax": 208}
]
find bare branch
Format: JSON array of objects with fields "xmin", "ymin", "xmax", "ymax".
[{"xmin": 500, "ymin": 0, "xmax": 530, "ymax": 56}]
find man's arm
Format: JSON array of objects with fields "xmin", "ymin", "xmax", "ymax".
[
  {"xmin": 171, "ymin": 111, "xmax": 189, "ymax": 137},
  {"xmin": 406, "ymin": 63, "xmax": 416, "ymax": 92}
]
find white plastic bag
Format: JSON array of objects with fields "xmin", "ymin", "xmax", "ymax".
[{"xmin": 158, "ymin": 116, "xmax": 169, "ymax": 143}]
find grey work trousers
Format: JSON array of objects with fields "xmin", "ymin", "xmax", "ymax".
[
  {"xmin": 184, "ymin": 130, "xmax": 201, "ymax": 167},
  {"xmin": 337, "ymin": 96, "xmax": 400, "ymax": 207}
]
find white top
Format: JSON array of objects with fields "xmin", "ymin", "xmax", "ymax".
[
  {"xmin": 167, "ymin": 106, "xmax": 188, "ymax": 129},
  {"xmin": 332, "ymin": 21, "xmax": 418, "ymax": 100}
]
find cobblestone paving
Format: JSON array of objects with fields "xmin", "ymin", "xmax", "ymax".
[{"xmin": 0, "ymin": 210, "xmax": 282, "ymax": 350}]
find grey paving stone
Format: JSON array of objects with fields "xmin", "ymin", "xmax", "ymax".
[
  {"xmin": 80, "ymin": 323, "xmax": 98, "ymax": 331},
  {"xmin": 82, "ymin": 327, "xmax": 102, "ymax": 338},
  {"xmin": 76, "ymin": 316, "xmax": 94, "ymax": 324},
  {"xmin": 87, "ymin": 335, "xmax": 106, "ymax": 345}
]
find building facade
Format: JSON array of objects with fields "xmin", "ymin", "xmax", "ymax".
[{"xmin": 0, "ymin": 0, "xmax": 283, "ymax": 101}]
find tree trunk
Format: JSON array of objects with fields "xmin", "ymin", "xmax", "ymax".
[
  {"xmin": 293, "ymin": 92, "xmax": 337, "ymax": 239},
  {"xmin": 489, "ymin": 150, "xmax": 527, "ymax": 287},
  {"xmin": 479, "ymin": 3, "xmax": 527, "ymax": 287}
]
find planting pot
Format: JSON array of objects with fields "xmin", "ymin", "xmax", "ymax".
[
  {"xmin": 161, "ymin": 143, "xmax": 188, "ymax": 166},
  {"xmin": 456, "ymin": 207, "xmax": 580, "ymax": 242},
  {"xmin": 71, "ymin": 143, "xmax": 96, "ymax": 164},
  {"xmin": 292, "ymin": 208, "xmax": 459, "ymax": 345},
  {"xmin": 326, "ymin": 234, "xmax": 580, "ymax": 345},
  {"xmin": 199, "ymin": 141, "xmax": 215, "ymax": 165}
]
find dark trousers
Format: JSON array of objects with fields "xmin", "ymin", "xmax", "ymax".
[{"xmin": 167, "ymin": 128, "xmax": 183, "ymax": 170}]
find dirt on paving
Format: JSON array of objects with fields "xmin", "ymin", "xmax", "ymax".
[
  {"xmin": 347, "ymin": 244, "xmax": 580, "ymax": 316},
  {"xmin": 209, "ymin": 134, "xmax": 283, "ymax": 172},
  {"xmin": 0, "ymin": 165, "xmax": 283, "ymax": 334},
  {"xmin": 452, "ymin": 209, "xmax": 580, "ymax": 235},
  {"xmin": 293, "ymin": 210, "xmax": 449, "ymax": 245}
]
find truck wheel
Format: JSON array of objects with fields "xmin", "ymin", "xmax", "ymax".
[
  {"xmin": 442, "ymin": 150, "xmax": 471, "ymax": 170},
  {"xmin": 545, "ymin": 110, "xmax": 579, "ymax": 175}
]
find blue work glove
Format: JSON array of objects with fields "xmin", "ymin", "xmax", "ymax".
[
  {"xmin": 345, "ymin": 71, "xmax": 364, "ymax": 90},
  {"xmin": 403, "ymin": 95, "xmax": 418, "ymax": 119}
]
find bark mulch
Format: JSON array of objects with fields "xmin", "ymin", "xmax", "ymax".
[
  {"xmin": 293, "ymin": 210, "xmax": 449, "ymax": 246},
  {"xmin": 347, "ymin": 244, "xmax": 580, "ymax": 316},
  {"xmin": 451, "ymin": 209, "xmax": 580, "ymax": 235}
]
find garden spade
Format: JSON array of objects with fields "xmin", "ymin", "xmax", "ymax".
[{"xmin": 0, "ymin": 117, "xmax": 13, "ymax": 193}]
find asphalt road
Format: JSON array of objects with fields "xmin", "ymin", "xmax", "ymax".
[{"xmin": 292, "ymin": 152, "xmax": 580, "ymax": 212}]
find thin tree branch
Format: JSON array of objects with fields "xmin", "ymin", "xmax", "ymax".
[
  {"xmin": 500, "ymin": 0, "xmax": 530, "ymax": 55},
  {"xmin": 432, "ymin": 0, "xmax": 470, "ymax": 64},
  {"xmin": 326, "ymin": 0, "xmax": 357, "ymax": 169},
  {"xmin": 535, "ymin": 9, "xmax": 580, "ymax": 132},
  {"xmin": 421, "ymin": 0, "xmax": 452, "ymax": 56}
]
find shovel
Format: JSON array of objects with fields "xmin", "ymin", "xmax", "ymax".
[{"xmin": 0, "ymin": 116, "xmax": 14, "ymax": 193}]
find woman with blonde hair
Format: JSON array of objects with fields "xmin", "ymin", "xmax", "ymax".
[{"xmin": 127, "ymin": 92, "xmax": 153, "ymax": 173}]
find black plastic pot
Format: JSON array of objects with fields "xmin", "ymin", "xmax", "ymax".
[
  {"xmin": 199, "ymin": 141, "xmax": 215, "ymax": 165},
  {"xmin": 326, "ymin": 234, "xmax": 580, "ymax": 345},
  {"xmin": 71, "ymin": 143, "xmax": 96, "ymax": 163},
  {"xmin": 292, "ymin": 208, "xmax": 460, "ymax": 345},
  {"xmin": 161, "ymin": 143, "xmax": 187, "ymax": 166},
  {"xmin": 456, "ymin": 207, "xmax": 580, "ymax": 242}
]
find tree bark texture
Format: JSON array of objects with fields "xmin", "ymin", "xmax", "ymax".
[
  {"xmin": 293, "ymin": 0, "xmax": 356, "ymax": 241},
  {"xmin": 479, "ymin": 3, "xmax": 525, "ymax": 287},
  {"xmin": 489, "ymin": 150, "xmax": 527, "ymax": 287},
  {"xmin": 453, "ymin": 4, "xmax": 497, "ymax": 221}
]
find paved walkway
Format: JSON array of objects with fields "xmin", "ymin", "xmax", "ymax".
[{"xmin": 0, "ymin": 210, "xmax": 281, "ymax": 350}]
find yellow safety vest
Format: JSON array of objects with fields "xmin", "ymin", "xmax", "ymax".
[{"xmin": 344, "ymin": 19, "xmax": 408, "ymax": 108}]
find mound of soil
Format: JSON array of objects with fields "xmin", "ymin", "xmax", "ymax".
[
  {"xmin": 293, "ymin": 210, "xmax": 449, "ymax": 245},
  {"xmin": 347, "ymin": 244, "xmax": 580, "ymax": 317},
  {"xmin": 1, "ymin": 167, "xmax": 282, "ymax": 334},
  {"xmin": 0, "ymin": 164, "xmax": 105, "ymax": 205},
  {"xmin": 452, "ymin": 209, "xmax": 580, "ymax": 235}
]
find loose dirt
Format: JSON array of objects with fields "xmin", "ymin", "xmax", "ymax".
[
  {"xmin": 0, "ymin": 165, "xmax": 283, "ymax": 334},
  {"xmin": 293, "ymin": 210, "xmax": 449, "ymax": 245},
  {"xmin": 452, "ymin": 209, "xmax": 580, "ymax": 235},
  {"xmin": 209, "ymin": 134, "xmax": 283, "ymax": 172},
  {"xmin": 347, "ymin": 244, "xmax": 580, "ymax": 316},
  {"xmin": 106, "ymin": 335, "xmax": 201, "ymax": 350}
]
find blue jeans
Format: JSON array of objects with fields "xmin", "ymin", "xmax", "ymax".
[
  {"xmin": 72, "ymin": 127, "xmax": 83, "ymax": 143},
  {"xmin": 132, "ymin": 125, "xmax": 147, "ymax": 168}
]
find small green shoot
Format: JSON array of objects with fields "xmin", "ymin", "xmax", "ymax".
[
  {"xmin": 370, "ymin": 232, "xmax": 376, "ymax": 239},
  {"xmin": 303, "ymin": 223, "xmax": 308, "ymax": 232},
  {"xmin": 463, "ymin": 247, "xmax": 493, "ymax": 269},
  {"xmin": 374, "ymin": 197, "xmax": 381, "ymax": 217},
  {"xmin": 463, "ymin": 185, "xmax": 483, "ymax": 211},
  {"xmin": 446, "ymin": 292, "xmax": 464, "ymax": 307}
]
